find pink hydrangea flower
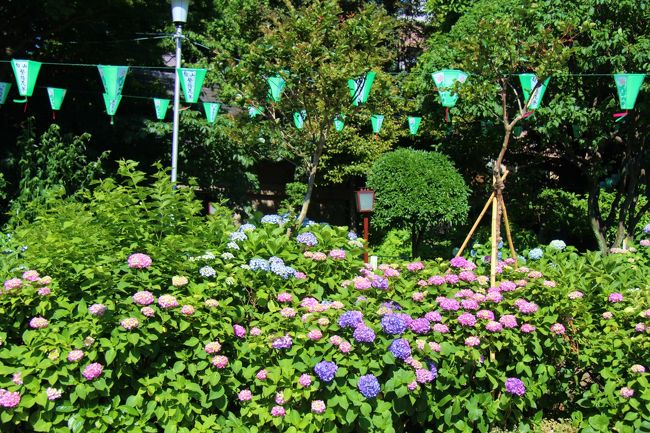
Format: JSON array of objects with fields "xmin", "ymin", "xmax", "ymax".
[
  {"xmin": 204, "ymin": 341, "xmax": 221, "ymax": 354},
  {"xmin": 635, "ymin": 323, "xmax": 646, "ymax": 332},
  {"xmin": 311, "ymin": 400, "xmax": 326, "ymax": 414},
  {"xmin": 317, "ymin": 318, "xmax": 330, "ymax": 326},
  {"xmin": 158, "ymin": 295, "xmax": 178, "ymax": 309},
  {"xmin": 339, "ymin": 341, "xmax": 352, "ymax": 353},
  {"xmin": 465, "ymin": 336, "xmax": 480, "ymax": 347},
  {"xmin": 120, "ymin": 317, "xmax": 140, "ymax": 330},
  {"xmin": 250, "ymin": 327, "xmax": 262, "ymax": 336},
  {"xmin": 4, "ymin": 278, "xmax": 22, "ymax": 290},
  {"xmin": 275, "ymin": 392, "xmax": 286, "ymax": 405},
  {"xmin": 353, "ymin": 277, "xmax": 372, "ymax": 290},
  {"xmin": 602, "ymin": 311, "xmax": 613, "ymax": 319},
  {"xmin": 457, "ymin": 313, "xmax": 477, "ymax": 327},
  {"xmin": 620, "ymin": 387, "xmax": 634, "ymax": 398},
  {"xmin": 89, "ymin": 303, "xmax": 107, "ymax": 316},
  {"xmin": 329, "ymin": 249, "xmax": 346, "ymax": 260},
  {"xmin": 271, "ymin": 405, "xmax": 286, "ymax": 417},
  {"xmin": 67, "ymin": 350, "xmax": 85, "ymax": 362},
  {"xmin": 133, "ymin": 291, "xmax": 155, "ymax": 306},
  {"xmin": 127, "ymin": 253, "xmax": 152, "ymax": 269},
  {"xmin": 407, "ymin": 381, "xmax": 418, "ymax": 391},
  {"xmin": 528, "ymin": 271, "xmax": 543, "ymax": 279},
  {"xmin": 82, "ymin": 363, "xmax": 103, "ymax": 381},
  {"xmin": 238, "ymin": 389, "xmax": 252, "ymax": 401},
  {"xmin": 432, "ymin": 324, "xmax": 449, "ymax": 334},
  {"xmin": 38, "ymin": 276, "xmax": 52, "ymax": 285},
  {"xmin": 568, "ymin": 291, "xmax": 584, "ymax": 299},
  {"xmin": 294, "ymin": 271, "xmax": 307, "ymax": 280},
  {"xmin": 429, "ymin": 342, "xmax": 441, "ymax": 352},
  {"xmin": 171, "ymin": 276, "xmax": 189, "ymax": 287},
  {"xmin": 543, "ymin": 280, "xmax": 556, "ymax": 288},
  {"xmin": 204, "ymin": 299, "xmax": 219, "ymax": 308},
  {"xmin": 37, "ymin": 287, "xmax": 51, "ymax": 296},
  {"xmin": 280, "ymin": 307, "xmax": 296, "ymax": 318},
  {"xmin": 307, "ymin": 329, "xmax": 323, "ymax": 340},
  {"xmin": 141, "ymin": 307, "xmax": 155, "ymax": 317},
  {"xmin": 445, "ymin": 274, "xmax": 460, "ymax": 284},
  {"xmin": 630, "ymin": 365, "xmax": 646, "ymax": 374},
  {"xmin": 211, "ymin": 355, "xmax": 229, "ymax": 368},
  {"xmin": 46, "ymin": 387, "xmax": 62, "ymax": 401},
  {"xmin": 515, "ymin": 279, "xmax": 528, "ymax": 287},
  {"xmin": 0, "ymin": 389, "xmax": 21, "ymax": 408},
  {"xmin": 428, "ymin": 276, "xmax": 445, "ymax": 286},
  {"xmin": 384, "ymin": 267, "xmax": 400, "ymax": 277},
  {"xmin": 330, "ymin": 335, "xmax": 343, "ymax": 346},
  {"xmin": 256, "ymin": 369, "xmax": 268, "ymax": 380},
  {"xmin": 407, "ymin": 262, "xmax": 424, "ymax": 272},
  {"xmin": 461, "ymin": 299, "xmax": 479, "ymax": 310},
  {"xmin": 640, "ymin": 239, "xmax": 650, "ymax": 247},
  {"xmin": 299, "ymin": 374, "xmax": 312, "ymax": 387},
  {"xmin": 412, "ymin": 292, "xmax": 426, "ymax": 302},
  {"xmin": 22, "ymin": 270, "xmax": 40, "ymax": 281},
  {"xmin": 608, "ymin": 292, "xmax": 624, "ymax": 303},
  {"xmin": 485, "ymin": 321, "xmax": 503, "ymax": 332},
  {"xmin": 181, "ymin": 305, "xmax": 195, "ymax": 316},
  {"xmin": 550, "ymin": 323, "xmax": 566, "ymax": 335},
  {"xmin": 459, "ymin": 271, "xmax": 477, "ymax": 282},
  {"xmin": 277, "ymin": 292, "xmax": 293, "ymax": 303},
  {"xmin": 486, "ymin": 291, "xmax": 503, "ymax": 303},
  {"xmin": 29, "ymin": 317, "xmax": 49, "ymax": 329},
  {"xmin": 477, "ymin": 310, "xmax": 495, "ymax": 320},
  {"xmin": 499, "ymin": 315, "xmax": 518, "ymax": 329},
  {"xmin": 12, "ymin": 372, "xmax": 22, "ymax": 385},
  {"xmin": 520, "ymin": 323, "xmax": 536, "ymax": 333},
  {"xmin": 424, "ymin": 311, "xmax": 442, "ymax": 322}
]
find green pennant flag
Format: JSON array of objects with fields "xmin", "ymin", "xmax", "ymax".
[
  {"xmin": 371, "ymin": 114, "xmax": 384, "ymax": 134},
  {"xmin": 153, "ymin": 98, "xmax": 170, "ymax": 120},
  {"xmin": 249, "ymin": 106, "xmax": 263, "ymax": 118},
  {"xmin": 103, "ymin": 93, "xmax": 122, "ymax": 124},
  {"xmin": 178, "ymin": 68, "xmax": 207, "ymax": 103},
  {"xmin": 614, "ymin": 73, "xmax": 645, "ymax": 110},
  {"xmin": 203, "ymin": 102, "xmax": 221, "ymax": 123},
  {"xmin": 518, "ymin": 74, "xmax": 550, "ymax": 110},
  {"xmin": 431, "ymin": 69, "xmax": 469, "ymax": 108},
  {"xmin": 0, "ymin": 83, "xmax": 12, "ymax": 105},
  {"xmin": 293, "ymin": 110, "xmax": 306, "ymax": 129},
  {"xmin": 348, "ymin": 71, "xmax": 376, "ymax": 106},
  {"xmin": 97, "ymin": 65, "xmax": 129, "ymax": 98},
  {"xmin": 334, "ymin": 114, "xmax": 345, "ymax": 132},
  {"xmin": 47, "ymin": 87, "xmax": 66, "ymax": 111},
  {"xmin": 11, "ymin": 60, "xmax": 42, "ymax": 99},
  {"xmin": 408, "ymin": 116, "xmax": 421, "ymax": 135},
  {"xmin": 267, "ymin": 75, "xmax": 286, "ymax": 102}
]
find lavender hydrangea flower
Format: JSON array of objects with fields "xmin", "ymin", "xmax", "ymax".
[
  {"xmin": 357, "ymin": 374, "xmax": 380, "ymax": 398},
  {"xmin": 388, "ymin": 339, "xmax": 411, "ymax": 360},
  {"xmin": 314, "ymin": 361, "xmax": 338, "ymax": 383},
  {"xmin": 261, "ymin": 214, "xmax": 286, "ymax": 225},
  {"xmin": 338, "ymin": 311, "xmax": 364, "ymax": 329},
  {"xmin": 408, "ymin": 318, "xmax": 430, "ymax": 334},
  {"xmin": 381, "ymin": 314, "xmax": 407, "ymax": 335},
  {"xmin": 505, "ymin": 378, "xmax": 526, "ymax": 396},
  {"xmin": 353, "ymin": 326, "xmax": 376, "ymax": 343},
  {"xmin": 272, "ymin": 335, "xmax": 293, "ymax": 350},
  {"xmin": 296, "ymin": 232, "xmax": 318, "ymax": 247},
  {"xmin": 371, "ymin": 276, "xmax": 389, "ymax": 290},
  {"xmin": 249, "ymin": 258, "xmax": 270, "ymax": 271}
]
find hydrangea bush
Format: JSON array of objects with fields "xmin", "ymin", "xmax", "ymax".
[{"xmin": 0, "ymin": 165, "xmax": 649, "ymax": 433}]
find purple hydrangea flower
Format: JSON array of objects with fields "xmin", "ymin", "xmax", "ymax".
[
  {"xmin": 272, "ymin": 335, "xmax": 293, "ymax": 349},
  {"xmin": 388, "ymin": 338, "xmax": 411, "ymax": 360},
  {"xmin": 338, "ymin": 311, "xmax": 364, "ymax": 328},
  {"xmin": 505, "ymin": 378, "xmax": 526, "ymax": 396},
  {"xmin": 296, "ymin": 232, "xmax": 318, "ymax": 247},
  {"xmin": 381, "ymin": 314, "xmax": 407, "ymax": 335},
  {"xmin": 353, "ymin": 326, "xmax": 376, "ymax": 343},
  {"xmin": 408, "ymin": 318, "xmax": 430, "ymax": 334},
  {"xmin": 314, "ymin": 361, "xmax": 338, "ymax": 383},
  {"xmin": 357, "ymin": 374, "xmax": 380, "ymax": 398}
]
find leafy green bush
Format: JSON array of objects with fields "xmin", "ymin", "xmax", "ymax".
[
  {"xmin": 367, "ymin": 149, "xmax": 470, "ymax": 258},
  {"xmin": 0, "ymin": 164, "xmax": 649, "ymax": 433}
]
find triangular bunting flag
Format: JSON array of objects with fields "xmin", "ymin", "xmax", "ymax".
[
  {"xmin": 348, "ymin": 71, "xmax": 376, "ymax": 106},
  {"xmin": 293, "ymin": 110, "xmax": 306, "ymax": 129},
  {"xmin": 0, "ymin": 83, "xmax": 12, "ymax": 105},
  {"xmin": 408, "ymin": 116, "xmax": 421, "ymax": 135},
  {"xmin": 103, "ymin": 93, "xmax": 122, "ymax": 125},
  {"xmin": 153, "ymin": 98, "xmax": 170, "ymax": 120},
  {"xmin": 267, "ymin": 75, "xmax": 286, "ymax": 102},
  {"xmin": 371, "ymin": 114, "xmax": 384, "ymax": 134},
  {"xmin": 431, "ymin": 69, "xmax": 468, "ymax": 108},
  {"xmin": 11, "ymin": 60, "xmax": 42, "ymax": 101},
  {"xmin": 97, "ymin": 65, "xmax": 129, "ymax": 98},
  {"xmin": 518, "ymin": 73, "xmax": 550, "ymax": 110},
  {"xmin": 177, "ymin": 68, "xmax": 207, "ymax": 103},
  {"xmin": 203, "ymin": 102, "xmax": 221, "ymax": 123},
  {"xmin": 334, "ymin": 114, "xmax": 345, "ymax": 132},
  {"xmin": 47, "ymin": 87, "xmax": 66, "ymax": 119},
  {"xmin": 613, "ymin": 73, "xmax": 645, "ymax": 120}
]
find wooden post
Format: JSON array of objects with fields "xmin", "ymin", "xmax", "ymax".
[
  {"xmin": 490, "ymin": 195, "xmax": 499, "ymax": 287},
  {"xmin": 500, "ymin": 195, "xmax": 518, "ymax": 268},
  {"xmin": 363, "ymin": 215, "xmax": 369, "ymax": 263}
]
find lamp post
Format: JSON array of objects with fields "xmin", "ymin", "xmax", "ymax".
[
  {"xmin": 355, "ymin": 188, "xmax": 375, "ymax": 263},
  {"xmin": 170, "ymin": 0, "xmax": 189, "ymax": 184}
]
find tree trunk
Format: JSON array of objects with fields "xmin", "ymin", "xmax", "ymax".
[
  {"xmin": 587, "ymin": 184, "xmax": 609, "ymax": 254},
  {"xmin": 297, "ymin": 164, "xmax": 318, "ymax": 227}
]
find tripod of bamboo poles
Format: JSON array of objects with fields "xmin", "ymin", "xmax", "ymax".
[{"xmin": 456, "ymin": 168, "xmax": 518, "ymax": 286}]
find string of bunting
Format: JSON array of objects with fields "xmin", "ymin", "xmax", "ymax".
[{"xmin": 0, "ymin": 59, "xmax": 646, "ymax": 131}]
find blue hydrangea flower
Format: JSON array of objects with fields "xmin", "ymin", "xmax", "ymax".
[
  {"xmin": 199, "ymin": 266, "xmax": 216, "ymax": 277},
  {"xmin": 381, "ymin": 314, "xmax": 406, "ymax": 335},
  {"xmin": 353, "ymin": 326, "xmax": 376, "ymax": 343},
  {"xmin": 314, "ymin": 361, "xmax": 338, "ymax": 383},
  {"xmin": 347, "ymin": 231, "xmax": 358, "ymax": 241},
  {"xmin": 371, "ymin": 276, "xmax": 389, "ymax": 290},
  {"xmin": 249, "ymin": 258, "xmax": 270, "ymax": 271},
  {"xmin": 261, "ymin": 214, "xmax": 287, "ymax": 225},
  {"xmin": 388, "ymin": 338, "xmax": 411, "ymax": 360},
  {"xmin": 296, "ymin": 232, "xmax": 318, "ymax": 247},
  {"xmin": 227, "ymin": 242, "xmax": 240, "ymax": 250},
  {"xmin": 643, "ymin": 223, "xmax": 650, "ymax": 234},
  {"xmin": 302, "ymin": 218, "xmax": 317, "ymax": 227},
  {"xmin": 239, "ymin": 223, "xmax": 256, "ymax": 232},
  {"xmin": 528, "ymin": 248, "xmax": 543, "ymax": 260},
  {"xmin": 549, "ymin": 240, "xmax": 566, "ymax": 250},
  {"xmin": 357, "ymin": 374, "xmax": 380, "ymax": 398},
  {"xmin": 338, "ymin": 311, "xmax": 364, "ymax": 328},
  {"xmin": 230, "ymin": 231, "xmax": 247, "ymax": 242}
]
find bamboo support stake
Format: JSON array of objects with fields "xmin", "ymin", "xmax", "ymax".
[
  {"xmin": 490, "ymin": 195, "xmax": 499, "ymax": 287},
  {"xmin": 500, "ymin": 195, "xmax": 518, "ymax": 268},
  {"xmin": 456, "ymin": 171, "xmax": 509, "ymax": 258}
]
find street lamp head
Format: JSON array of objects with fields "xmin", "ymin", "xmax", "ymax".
[
  {"xmin": 171, "ymin": 0, "xmax": 190, "ymax": 24},
  {"xmin": 355, "ymin": 188, "xmax": 375, "ymax": 213}
]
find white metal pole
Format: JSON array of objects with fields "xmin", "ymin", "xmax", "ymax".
[{"xmin": 171, "ymin": 24, "xmax": 183, "ymax": 184}]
